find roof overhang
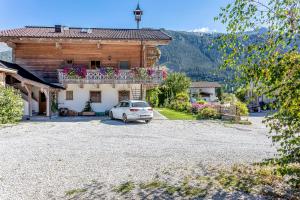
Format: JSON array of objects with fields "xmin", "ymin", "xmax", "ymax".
[
  {"xmin": 0, "ymin": 37, "xmax": 171, "ymax": 46},
  {"xmin": 0, "ymin": 63, "xmax": 17, "ymax": 74}
]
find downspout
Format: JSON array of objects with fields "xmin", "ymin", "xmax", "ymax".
[
  {"xmin": 140, "ymin": 39, "xmax": 143, "ymax": 67},
  {"xmin": 140, "ymin": 39, "xmax": 143, "ymax": 100}
]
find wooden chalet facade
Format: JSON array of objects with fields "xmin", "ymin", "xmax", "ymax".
[{"xmin": 0, "ymin": 25, "xmax": 171, "ymax": 117}]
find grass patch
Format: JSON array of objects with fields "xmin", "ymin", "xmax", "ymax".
[
  {"xmin": 156, "ymin": 108, "xmax": 196, "ymax": 120},
  {"xmin": 112, "ymin": 164, "xmax": 300, "ymax": 198},
  {"xmin": 65, "ymin": 188, "xmax": 87, "ymax": 196},
  {"xmin": 114, "ymin": 181, "xmax": 135, "ymax": 194},
  {"xmin": 139, "ymin": 180, "xmax": 167, "ymax": 190},
  {"xmin": 216, "ymin": 164, "xmax": 286, "ymax": 194}
]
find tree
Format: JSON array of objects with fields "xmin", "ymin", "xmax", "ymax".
[
  {"xmin": 162, "ymin": 72, "xmax": 191, "ymax": 99},
  {"xmin": 82, "ymin": 100, "xmax": 93, "ymax": 112},
  {"xmin": 0, "ymin": 86, "xmax": 23, "ymax": 124},
  {"xmin": 216, "ymin": 87, "xmax": 224, "ymax": 101},
  {"xmin": 216, "ymin": 0, "xmax": 300, "ymax": 168}
]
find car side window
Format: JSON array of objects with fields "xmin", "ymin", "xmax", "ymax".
[{"xmin": 124, "ymin": 102, "xmax": 130, "ymax": 107}]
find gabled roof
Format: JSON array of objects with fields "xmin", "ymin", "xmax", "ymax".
[
  {"xmin": 0, "ymin": 60, "xmax": 63, "ymax": 89},
  {"xmin": 0, "ymin": 26, "xmax": 172, "ymax": 41},
  {"xmin": 190, "ymin": 81, "xmax": 221, "ymax": 88}
]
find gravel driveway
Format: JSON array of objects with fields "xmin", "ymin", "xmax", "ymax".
[{"xmin": 0, "ymin": 116, "xmax": 276, "ymax": 200}]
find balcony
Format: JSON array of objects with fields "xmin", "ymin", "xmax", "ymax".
[{"xmin": 57, "ymin": 68, "xmax": 165, "ymax": 85}]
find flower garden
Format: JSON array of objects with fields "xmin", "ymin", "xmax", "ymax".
[{"xmin": 62, "ymin": 65, "xmax": 167, "ymax": 80}]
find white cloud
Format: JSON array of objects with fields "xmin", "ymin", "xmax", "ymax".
[{"xmin": 189, "ymin": 27, "xmax": 217, "ymax": 33}]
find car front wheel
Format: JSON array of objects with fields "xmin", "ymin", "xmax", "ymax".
[
  {"xmin": 109, "ymin": 111, "xmax": 114, "ymax": 120},
  {"xmin": 145, "ymin": 119, "xmax": 151, "ymax": 124},
  {"xmin": 122, "ymin": 113, "xmax": 128, "ymax": 123}
]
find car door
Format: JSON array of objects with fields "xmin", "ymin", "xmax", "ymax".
[
  {"xmin": 112, "ymin": 102, "xmax": 121, "ymax": 119},
  {"xmin": 115, "ymin": 102, "xmax": 124, "ymax": 119},
  {"xmin": 119, "ymin": 101, "xmax": 130, "ymax": 117}
]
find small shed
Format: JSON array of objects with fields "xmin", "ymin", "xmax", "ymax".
[{"xmin": 189, "ymin": 81, "xmax": 221, "ymax": 102}]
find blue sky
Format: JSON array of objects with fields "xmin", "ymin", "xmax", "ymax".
[{"xmin": 0, "ymin": 0, "xmax": 231, "ymax": 32}]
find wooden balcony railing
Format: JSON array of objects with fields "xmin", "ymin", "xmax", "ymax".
[{"xmin": 57, "ymin": 69, "xmax": 164, "ymax": 84}]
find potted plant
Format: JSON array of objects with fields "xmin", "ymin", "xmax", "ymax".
[{"xmin": 81, "ymin": 100, "xmax": 96, "ymax": 116}]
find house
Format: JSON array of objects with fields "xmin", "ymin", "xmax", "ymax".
[
  {"xmin": 189, "ymin": 81, "xmax": 221, "ymax": 102},
  {"xmin": 0, "ymin": 26, "xmax": 171, "ymax": 117},
  {"xmin": 0, "ymin": 7, "xmax": 171, "ymax": 118}
]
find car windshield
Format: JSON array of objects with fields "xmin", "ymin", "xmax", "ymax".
[{"xmin": 131, "ymin": 102, "xmax": 150, "ymax": 108}]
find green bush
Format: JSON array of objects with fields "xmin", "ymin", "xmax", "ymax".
[
  {"xmin": 236, "ymin": 101, "xmax": 249, "ymax": 116},
  {"xmin": 222, "ymin": 93, "xmax": 238, "ymax": 104},
  {"xmin": 146, "ymin": 87, "xmax": 160, "ymax": 107},
  {"xmin": 169, "ymin": 101, "xmax": 191, "ymax": 112},
  {"xmin": 175, "ymin": 92, "xmax": 189, "ymax": 102},
  {"xmin": 197, "ymin": 107, "xmax": 220, "ymax": 120},
  {"xmin": 235, "ymin": 87, "xmax": 248, "ymax": 102},
  {"xmin": 168, "ymin": 92, "xmax": 191, "ymax": 112},
  {"xmin": 197, "ymin": 99, "xmax": 206, "ymax": 104},
  {"xmin": 0, "ymin": 86, "xmax": 24, "ymax": 124}
]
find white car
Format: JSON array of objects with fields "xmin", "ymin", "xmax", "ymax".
[{"xmin": 109, "ymin": 100, "xmax": 153, "ymax": 123}]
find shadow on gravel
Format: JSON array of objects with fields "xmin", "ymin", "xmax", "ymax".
[
  {"xmin": 100, "ymin": 119, "xmax": 147, "ymax": 126},
  {"xmin": 65, "ymin": 180, "xmax": 265, "ymax": 200},
  {"xmin": 23, "ymin": 116, "xmax": 106, "ymax": 123}
]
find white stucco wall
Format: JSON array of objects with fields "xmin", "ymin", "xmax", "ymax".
[
  {"xmin": 22, "ymin": 98, "xmax": 38, "ymax": 116},
  {"xmin": 23, "ymin": 99, "xmax": 29, "ymax": 116},
  {"xmin": 58, "ymin": 84, "xmax": 141, "ymax": 112},
  {"xmin": 201, "ymin": 88, "xmax": 217, "ymax": 101}
]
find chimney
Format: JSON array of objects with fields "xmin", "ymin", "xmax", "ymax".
[{"xmin": 55, "ymin": 25, "xmax": 62, "ymax": 33}]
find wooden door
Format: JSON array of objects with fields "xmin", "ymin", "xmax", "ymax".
[
  {"xmin": 39, "ymin": 92, "xmax": 46, "ymax": 115},
  {"xmin": 118, "ymin": 90, "xmax": 130, "ymax": 102}
]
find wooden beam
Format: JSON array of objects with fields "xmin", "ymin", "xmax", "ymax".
[
  {"xmin": 0, "ymin": 72, "xmax": 6, "ymax": 87},
  {"xmin": 10, "ymin": 73, "xmax": 50, "ymax": 89},
  {"xmin": 0, "ymin": 38, "xmax": 170, "ymax": 46}
]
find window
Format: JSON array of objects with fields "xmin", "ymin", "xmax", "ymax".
[
  {"xmin": 66, "ymin": 91, "xmax": 73, "ymax": 100},
  {"xmin": 91, "ymin": 61, "xmax": 101, "ymax": 69},
  {"xmin": 90, "ymin": 91, "xmax": 101, "ymax": 103},
  {"xmin": 119, "ymin": 61, "xmax": 130, "ymax": 70},
  {"xmin": 132, "ymin": 102, "xmax": 150, "ymax": 108},
  {"xmin": 120, "ymin": 101, "xmax": 130, "ymax": 107},
  {"xmin": 66, "ymin": 60, "xmax": 73, "ymax": 65}
]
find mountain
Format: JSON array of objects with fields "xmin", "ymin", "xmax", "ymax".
[
  {"xmin": 158, "ymin": 30, "xmax": 226, "ymax": 82},
  {"xmin": 0, "ymin": 51, "xmax": 12, "ymax": 62}
]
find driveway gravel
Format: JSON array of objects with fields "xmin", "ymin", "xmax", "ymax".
[{"xmin": 0, "ymin": 116, "xmax": 276, "ymax": 200}]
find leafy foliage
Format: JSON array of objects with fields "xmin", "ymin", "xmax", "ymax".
[
  {"xmin": 146, "ymin": 87, "xmax": 160, "ymax": 107},
  {"xmin": 216, "ymin": 87, "xmax": 224, "ymax": 101},
  {"xmin": 236, "ymin": 101, "xmax": 249, "ymax": 116},
  {"xmin": 216, "ymin": 0, "xmax": 300, "ymax": 167},
  {"xmin": 0, "ymin": 86, "xmax": 23, "ymax": 124},
  {"xmin": 82, "ymin": 101, "xmax": 93, "ymax": 112},
  {"xmin": 168, "ymin": 92, "xmax": 191, "ymax": 112},
  {"xmin": 159, "ymin": 72, "xmax": 191, "ymax": 106},
  {"xmin": 197, "ymin": 107, "xmax": 220, "ymax": 120}
]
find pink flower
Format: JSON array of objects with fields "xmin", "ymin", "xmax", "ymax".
[
  {"xmin": 162, "ymin": 69, "xmax": 168, "ymax": 79},
  {"xmin": 63, "ymin": 67, "xmax": 69, "ymax": 74}
]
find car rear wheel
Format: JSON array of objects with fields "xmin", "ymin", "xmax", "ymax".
[
  {"xmin": 145, "ymin": 119, "xmax": 151, "ymax": 124},
  {"xmin": 122, "ymin": 113, "xmax": 127, "ymax": 123},
  {"xmin": 109, "ymin": 111, "xmax": 114, "ymax": 120}
]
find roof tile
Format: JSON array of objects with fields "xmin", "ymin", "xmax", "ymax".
[{"xmin": 0, "ymin": 26, "xmax": 172, "ymax": 41}]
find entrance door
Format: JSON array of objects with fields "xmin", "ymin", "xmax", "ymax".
[
  {"xmin": 118, "ymin": 90, "xmax": 130, "ymax": 102},
  {"xmin": 39, "ymin": 92, "xmax": 46, "ymax": 115}
]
